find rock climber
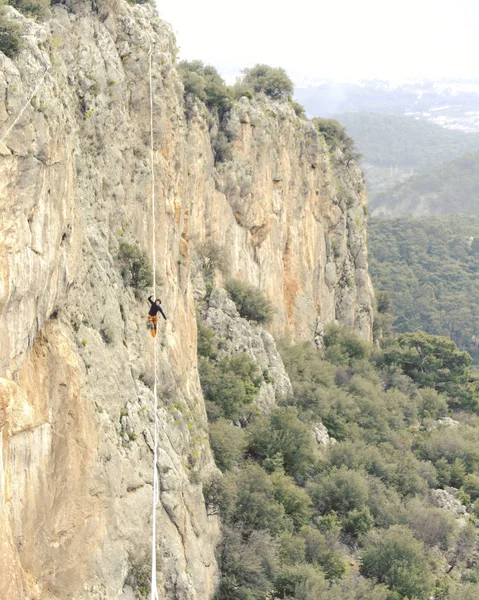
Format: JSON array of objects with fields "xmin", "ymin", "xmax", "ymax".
[{"xmin": 147, "ymin": 296, "xmax": 167, "ymax": 337}]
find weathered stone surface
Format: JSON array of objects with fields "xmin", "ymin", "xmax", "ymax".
[
  {"xmin": 313, "ymin": 422, "xmax": 337, "ymax": 450},
  {"xmin": 431, "ymin": 417, "xmax": 460, "ymax": 429},
  {"xmin": 0, "ymin": 1, "xmax": 374, "ymax": 597},
  {"xmin": 429, "ymin": 489, "xmax": 467, "ymax": 516}
]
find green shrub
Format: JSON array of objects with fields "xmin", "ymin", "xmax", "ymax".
[
  {"xmin": 270, "ymin": 471, "xmax": 312, "ymax": 530},
  {"xmin": 247, "ymin": 408, "xmax": 315, "ymax": 482},
  {"xmin": 225, "ymin": 279, "xmax": 273, "ymax": 324},
  {"xmin": 211, "ymin": 130, "xmax": 233, "ymax": 164},
  {"xmin": 360, "ymin": 525, "xmax": 434, "ymax": 600},
  {"xmin": 196, "ymin": 240, "xmax": 227, "ymax": 280},
  {"xmin": 209, "ymin": 419, "xmax": 247, "ymax": 471},
  {"xmin": 309, "ymin": 467, "xmax": 369, "ymax": 516},
  {"xmin": 216, "ymin": 526, "xmax": 278, "ymax": 600},
  {"xmin": 342, "ymin": 506, "xmax": 374, "ymax": 537},
  {"xmin": 8, "ymin": 0, "xmax": 49, "ymax": 18},
  {"xmin": 199, "ymin": 353, "xmax": 261, "ymax": 421},
  {"xmin": 241, "ymin": 64, "xmax": 294, "ymax": 100},
  {"xmin": 324, "ymin": 324, "xmax": 371, "ymax": 366},
  {"xmin": 178, "ymin": 60, "xmax": 232, "ymax": 114},
  {"xmin": 277, "ymin": 532, "xmax": 306, "ymax": 565},
  {"xmin": 0, "ymin": 6, "xmax": 22, "ymax": 57},
  {"xmin": 274, "ymin": 564, "xmax": 328, "ymax": 599},
  {"xmin": 312, "ymin": 117, "xmax": 361, "ymax": 165},
  {"xmin": 300, "ymin": 526, "xmax": 347, "ymax": 579},
  {"xmin": 196, "ymin": 317, "xmax": 218, "ymax": 359},
  {"xmin": 218, "ymin": 463, "xmax": 292, "ymax": 535},
  {"xmin": 118, "ymin": 241, "xmax": 153, "ymax": 293},
  {"xmin": 288, "ymin": 97, "xmax": 306, "ymax": 118},
  {"xmin": 402, "ymin": 498, "xmax": 457, "ymax": 550},
  {"xmin": 463, "ymin": 472, "xmax": 479, "ymax": 501},
  {"xmin": 418, "ymin": 388, "xmax": 448, "ymax": 420}
]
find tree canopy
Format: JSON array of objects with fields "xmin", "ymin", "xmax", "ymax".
[
  {"xmin": 368, "ymin": 215, "xmax": 479, "ymax": 361},
  {"xmin": 241, "ymin": 64, "xmax": 294, "ymax": 100}
]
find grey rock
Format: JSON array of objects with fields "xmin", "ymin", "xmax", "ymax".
[{"xmin": 429, "ymin": 489, "xmax": 467, "ymax": 516}]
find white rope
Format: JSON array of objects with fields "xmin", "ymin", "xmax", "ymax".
[
  {"xmin": 148, "ymin": 43, "xmax": 160, "ymax": 600},
  {"xmin": 0, "ymin": 62, "xmax": 50, "ymax": 146}
]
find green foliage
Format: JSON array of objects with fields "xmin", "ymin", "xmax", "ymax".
[
  {"xmin": 216, "ymin": 526, "xmax": 278, "ymax": 600},
  {"xmin": 312, "ymin": 118, "xmax": 360, "ymax": 165},
  {"xmin": 225, "ymin": 278, "xmax": 273, "ymax": 324},
  {"xmin": 360, "ymin": 525, "xmax": 434, "ymax": 599},
  {"xmin": 217, "ymin": 462, "xmax": 293, "ymax": 535},
  {"xmin": 202, "ymin": 317, "xmax": 479, "ymax": 598},
  {"xmin": 342, "ymin": 506, "xmax": 374, "ymax": 537},
  {"xmin": 390, "ymin": 330, "xmax": 472, "ymax": 391},
  {"xmin": 209, "ymin": 419, "xmax": 247, "ymax": 471},
  {"xmin": 288, "ymin": 97, "xmax": 306, "ymax": 118},
  {"xmin": 247, "ymin": 407, "xmax": 316, "ymax": 482},
  {"xmin": 309, "ymin": 467, "xmax": 369, "ymax": 516},
  {"xmin": 241, "ymin": 64, "xmax": 294, "ymax": 100},
  {"xmin": 0, "ymin": 4, "xmax": 22, "ymax": 57},
  {"xmin": 8, "ymin": 0, "xmax": 49, "ymax": 18},
  {"xmin": 118, "ymin": 241, "xmax": 153, "ymax": 293},
  {"xmin": 126, "ymin": 556, "xmax": 151, "ymax": 598},
  {"xmin": 178, "ymin": 60, "xmax": 232, "ymax": 114},
  {"xmin": 369, "ymin": 216, "xmax": 479, "ymax": 361},
  {"xmin": 196, "ymin": 318, "xmax": 218, "ymax": 359},
  {"xmin": 199, "ymin": 353, "xmax": 261, "ymax": 421},
  {"xmin": 324, "ymin": 324, "xmax": 371, "ymax": 366},
  {"xmin": 463, "ymin": 472, "xmax": 479, "ymax": 501}
]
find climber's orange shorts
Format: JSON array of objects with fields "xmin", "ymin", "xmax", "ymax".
[{"xmin": 147, "ymin": 315, "xmax": 158, "ymax": 337}]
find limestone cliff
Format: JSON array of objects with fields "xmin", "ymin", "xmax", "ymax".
[{"xmin": 0, "ymin": 1, "xmax": 374, "ymax": 598}]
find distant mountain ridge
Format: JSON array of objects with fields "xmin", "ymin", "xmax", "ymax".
[
  {"xmin": 295, "ymin": 79, "xmax": 479, "ymax": 132},
  {"xmin": 334, "ymin": 112, "xmax": 479, "ymax": 198}
]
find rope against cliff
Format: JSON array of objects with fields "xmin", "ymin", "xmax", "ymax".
[
  {"xmin": 0, "ymin": 61, "xmax": 50, "ymax": 146},
  {"xmin": 148, "ymin": 43, "xmax": 160, "ymax": 600}
]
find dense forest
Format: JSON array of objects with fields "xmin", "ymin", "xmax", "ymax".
[
  {"xmin": 369, "ymin": 152, "xmax": 479, "ymax": 216},
  {"xmin": 197, "ymin": 289, "xmax": 479, "ymax": 600},
  {"xmin": 368, "ymin": 216, "xmax": 479, "ymax": 360}
]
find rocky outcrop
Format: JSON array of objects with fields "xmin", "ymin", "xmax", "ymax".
[
  {"xmin": 202, "ymin": 288, "xmax": 293, "ymax": 414},
  {"xmin": 0, "ymin": 1, "xmax": 373, "ymax": 597},
  {"xmin": 429, "ymin": 489, "xmax": 467, "ymax": 516},
  {"xmin": 313, "ymin": 422, "xmax": 337, "ymax": 451}
]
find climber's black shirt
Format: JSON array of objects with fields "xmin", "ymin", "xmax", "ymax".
[{"xmin": 148, "ymin": 296, "xmax": 167, "ymax": 319}]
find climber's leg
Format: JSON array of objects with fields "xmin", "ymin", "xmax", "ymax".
[{"xmin": 151, "ymin": 315, "xmax": 158, "ymax": 338}]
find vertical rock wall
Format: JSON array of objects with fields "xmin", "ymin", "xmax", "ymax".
[{"xmin": 0, "ymin": 1, "xmax": 373, "ymax": 598}]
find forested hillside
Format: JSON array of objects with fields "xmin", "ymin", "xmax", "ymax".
[
  {"xmin": 338, "ymin": 112, "xmax": 479, "ymax": 170},
  {"xmin": 198, "ymin": 293, "xmax": 479, "ymax": 600},
  {"xmin": 368, "ymin": 216, "xmax": 479, "ymax": 360},
  {"xmin": 370, "ymin": 152, "xmax": 479, "ymax": 215},
  {"xmin": 336, "ymin": 113, "xmax": 479, "ymax": 198}
]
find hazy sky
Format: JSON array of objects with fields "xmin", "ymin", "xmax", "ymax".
[{"xmin": 158, "ymin": 0, "xmax": 478, "ymax": 85}]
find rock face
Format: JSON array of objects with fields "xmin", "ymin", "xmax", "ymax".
[{"xmin": 0, "ymin": 1, "xmax": 374, "ymax": 598}]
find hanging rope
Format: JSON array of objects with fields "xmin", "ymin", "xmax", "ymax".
[
  {"xmin": 0, "ymin": 62, "xmax": 50, "ymax": 146},
  {"xmin": 148, "ymin": 43, "xmax": 160, "ymax": 600}
]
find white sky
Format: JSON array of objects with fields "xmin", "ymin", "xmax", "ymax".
[{"xmin": 158, "ymin": 0, "xmax": 478, "ymax": 85}]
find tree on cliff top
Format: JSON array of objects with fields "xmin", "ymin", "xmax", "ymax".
[
  {"xmin": 178, "ymin": 60, "xmax": 232, "ymax": 113},
  {"xmin": 241, "ymin": 64, "xmax": 294, "ymax": 100}
]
